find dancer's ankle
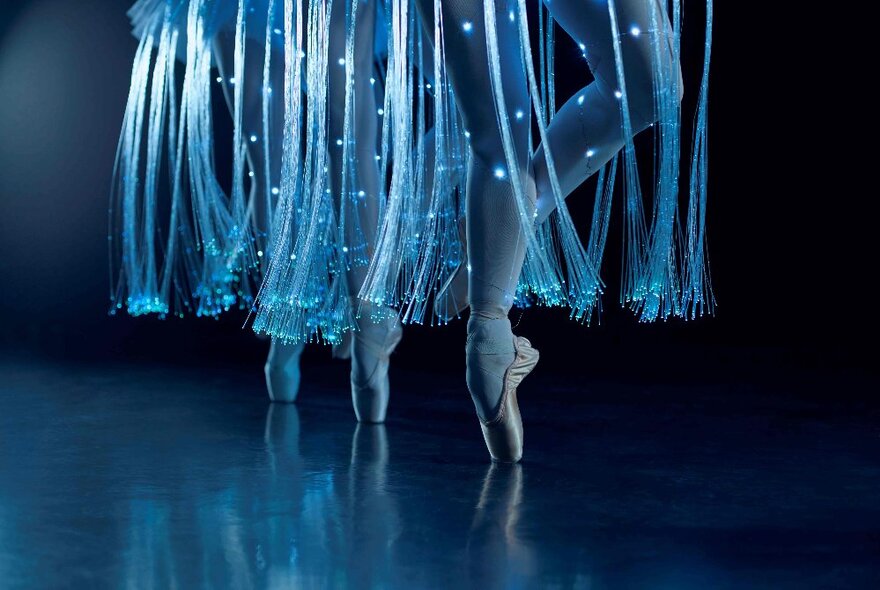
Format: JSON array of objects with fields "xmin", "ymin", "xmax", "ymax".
[{"xmin": 466, "ymin": 312, "xmax": 515, "ymax": 423}]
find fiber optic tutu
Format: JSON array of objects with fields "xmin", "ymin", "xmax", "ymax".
[{"xmin": 110, "ymin": 0, "xmax": 714, "ymax": 459}]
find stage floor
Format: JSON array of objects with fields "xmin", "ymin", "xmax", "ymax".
[{"xmin": 1, "ymin": 356, "xmax": 878, "ymax": 589}]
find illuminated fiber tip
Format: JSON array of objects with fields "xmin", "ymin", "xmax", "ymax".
[
  {"xmin": 273, "ymin": 28, "xmax": 282, "ymax": 35},
  {"xmin": 342, "ymin": 246, "xmax": 349, "ymax": 253},
  {"xmin": 370, "ymin": 77, "xmax": 376, "ymax": 85},
  {"xmin": 515, "ymin": 110, "xmax": 524, "ymax": 120},
  {"xmin": 248, "ymin": 171, "xmax": 254, "ymax": 177},
  {"xmin": 216, "ymin": 76, "xmax": 222, "ymax": 83},
  {"xmin": 338, "ymin": 58, "xmax": 345, "ymax": 66},
  {"xmin": 614, "ymin": 90, "xmax": 623, "ymax": 99},
  {"xmin": 257, "ymin": 250, "xmax": 264, "ymax": 257},
  {"xmin": 249, "ymin": 135, "xmax": 258, "ymax": 143},
  {"xmin": 493, "ymin": 167, "xmax": 506, "ymax": 179},
  {"xmin": 462, "ymin": 21, "xmax": 473, "ymax": 33},
  {"xmin": 578, "ymin": 43, "xmax": 586, "ymax": 51},
  {"xmin": 336, "ymin": 138, "xmax": 343, "ymax": 146},
  {"xmin": 630, "ymin": 26, "xmax": 641, "ymax": 37},
  {"xmin": 464, "ymin": 130, "xmax": 471, "ymax": 138},
  {"xmin": 357, "ymin": 190, "xmax": 366, "ymax": 197},
  {"xmin": 229, "ymin": 77, "xmax": 236, "ymax": 84},
  {"xmin": 271, "ymin": 187, "xmax": 279, "ymax": 195},
  {"xmin": 586, "ymin": 149, "xmax": 595, "ymax": 157},
  {"xmin": 426, "ymin": 83, "xmax": 432, "ymax": 89},
  {"xmin": 577, "ymin": 95, "xmax": 585, "ymax": 105},
  {"xmin": 509, "ymin": 11, "xmax": 515, "ymax": 22},
  {"xmin": 377, "ymin": 108, "xmax": 384, "ymax": 115}
]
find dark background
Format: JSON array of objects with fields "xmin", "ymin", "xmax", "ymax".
[{"xmin": 0, "ymin": 1, "xmax": 868, "ymax": 381}]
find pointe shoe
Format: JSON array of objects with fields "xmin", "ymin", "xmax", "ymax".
[
  {"xmin": 264, "ymin": 339, "xmax": 306, "ymax": 403},
  {"xmin": 433, "ymin": 218, "xmax": 470, "ymax": 321},
  {"xmin": 350, "ymin": 312, "xmax": 403, "ymax": 423},
  {"xmin": 478, "ymin": 336, "xmax": 539, "ymax": 463}
]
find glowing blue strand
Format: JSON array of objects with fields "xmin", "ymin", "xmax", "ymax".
[
  {"xmin": 681, "ymin": 0, "xmax": 715, "ymax": 318},
  {"xmin": 586, "ymin": 157, "xmax": 618, "ymax": 271},
  {"xmin": 230, "ymin": 0, "xmax": 249, "ymax": 269},
  {"xmin": 280, "ymin": 0, "xmax": 331, "ymax": 333},
  {"xmin": 113, "ymin": 0, "xmax": 713, "ymax": 339},
  {"xmin": 483, "ymin": 0, "xmax": 564, "ymax": 311},
  {"xmin": 631, "ymin": 0, "xmax": 683, "ymax": 322},
  {"xmin": 607, "ymin": 0, "xmax": 648, "ymax": 311},
  {"xmin": 140, "ymin": 24, "xmax": 171, "ymax": 309},
  {"xmin": 514, "ymin": 0, "xmax": 602, "ymax": 322},
  {"xmin": 113, "ymin": 28, "xmax": 157, "ymax": 316},
  {"xmin": 580, "ymin": 157, "xmax": 618, "ymax": 322},
  {"xmin": 359, "ymin": 0, "xmax": 413, "ymax": 308},
  {"xmin": 546, "ymin": 8, "xmax": 555, "ymax": 120},
  {"xmin": 128, "ymin": 33, "xmax": 157, "ymax": 313},
  {"xmin": 398, "ymin": 21, "xmax": 430, "ymax": 323},
  {"xmin": 181, "ymin": 0, "xmax": 240, "ymax": 316},
  {"xmin": 253, "ymin": 0, "xmax": 309, "ymax": 340},
  {"xmin": 337, "ymin": 0, "xmax": 358, "ymax": 280},
  {"xmin": 399, "ymin": 6, "xmax": 465, "ymax": 325},
  {"xmin": 158, "ymin": 26, "xmax": 190, "ymax": 316},
  {"xmin": 163, "ymin": 29, "xmax": 206, "ymax": 318},
  {"xmin": 259, "ymin": 0, "xmax": 276, "ymax": 259},
  {"xmin": 538, "ymin": 5, "xmax": 547, "ymax": 122},
  {"xmin": 255, "ymin": 0, "xmax": 359, "ymax": 344},
  {"xmin": 393, "ymin": 12, "xmax": 438, "ymax": 320},
  {"xmin": 376, "ymin": 10, "xmax": 394, "ymax": 228}
]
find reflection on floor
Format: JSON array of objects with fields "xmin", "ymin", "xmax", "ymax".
[{"xmin": 0, "ymin": 356, "xmax": 878, "ymax": 589}]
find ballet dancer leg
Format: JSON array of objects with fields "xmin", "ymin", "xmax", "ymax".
[
  {"xmin": 327, "ymin": 0, "xmax": 402, "ymax": 423},
  {"xmin": 435, "ymin": 0, "xmax": 681, "ymax": 317},
  {"xmin": 415, "ymin": 0, "xmax": 539, "ymax": 462},
  {"xmin": 532, "ymin": 0, "xmax": 682, "ymax": 222},
  {"xmin": 216, "ymin": 29, "xmax": 306, "ymax": 403}
]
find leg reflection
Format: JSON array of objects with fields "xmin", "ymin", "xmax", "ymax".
[
  {"xmin": 261, "ymin": 403, "xmax": 307, "ymax": 587},
  {"xmin": 123, "ymin": 499, "xmax": 179, "ymax": 588},
  {"xmin": 342, "ymin": 424, "xmax": 401, "ymax": 587},
  {"xmin": 467, "ymin": 464, "xmax": 535, "ymax": 588}
]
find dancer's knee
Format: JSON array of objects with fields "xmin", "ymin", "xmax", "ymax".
[{"xmin": 468, "ymin": 126, "xmax": 531, "ymax": 179}]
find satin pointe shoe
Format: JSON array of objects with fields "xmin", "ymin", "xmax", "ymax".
[
  {"xmin": 264, "ymin": 339, "xmax": 306, "ymax": 403},
  {"xmin": 476, "ymin": 336, "xmax": 539, "ymax": 463},
  {"xmin": 350, "ymin": 309, "xmax": 403, "ymax": 423}
]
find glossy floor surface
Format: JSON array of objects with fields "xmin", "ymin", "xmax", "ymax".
[{"xmin": 1, "ymin": 356, "xmax": 878, "ymax": 589}]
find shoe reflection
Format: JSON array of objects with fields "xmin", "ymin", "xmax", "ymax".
[
  {"xmin": 264, "ymin": 402, "xmax": 302, "ymax": 475},
  {"xmin": 466, "ymin": 464, "xmax": 535, "ymax": 587},
  {"xmin": 341, "ymin": 424, "xmax": 401, "ymax": 586}
]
